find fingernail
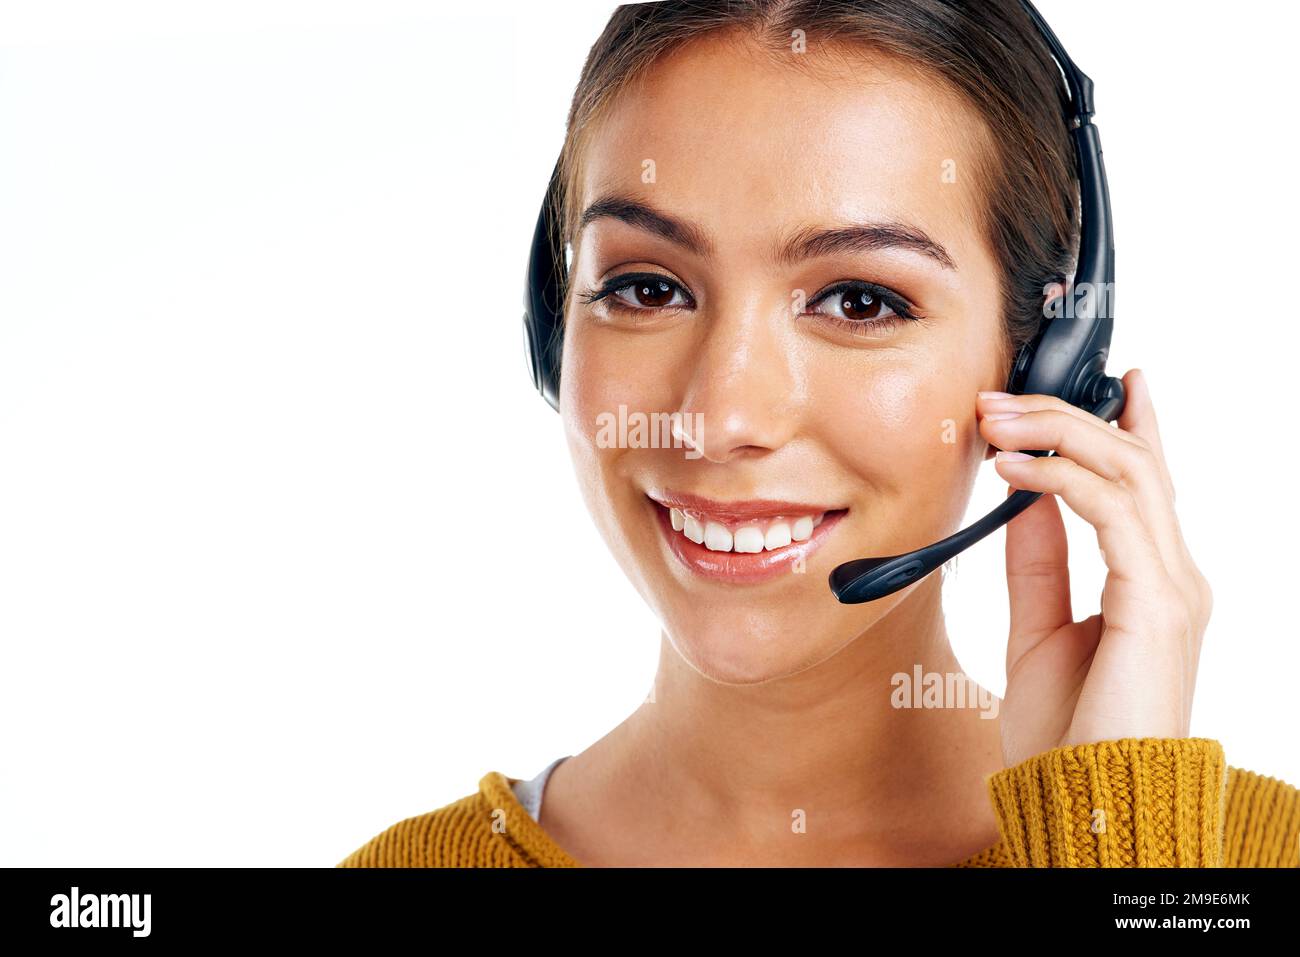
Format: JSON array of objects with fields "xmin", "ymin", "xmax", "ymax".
[
  {"xmin": 978, "ymin": 391, "xmax": 1013, "ymax": 399},
  {"xmin": 985, "ymin": 411, "xmax": 1023, "ymax": 420},
  {"xmin": 996, "ymin": 450, "xmax": 1033, "ymax": 462}
]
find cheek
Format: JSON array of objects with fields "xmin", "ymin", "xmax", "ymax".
[
  {"xmin": 561, "ymin": 323, "xmax": 678, "ymax": 436},
  {"xmin": 821, "ymin": 362, "xmax": 981, "ymax": 502},
  {"xmin": 560, "ymin": 323, "xmax": 673, "ymax": 529},
  {"xmin": 830, "ymin": 364, "xmax": 943, "ymax": 453}
]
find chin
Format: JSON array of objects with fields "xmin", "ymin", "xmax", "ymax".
[
  {"xmin": 653, "ymin": 596, "xmax": 873, "ymax": 685},
  {"xmin": 600, "ymin": 486, "xmax": 901, "ymax": 684}
]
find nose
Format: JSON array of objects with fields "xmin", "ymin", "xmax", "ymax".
[{"xmin": 674, "ymin": 293, "xmax": 802, "ymax": 464}]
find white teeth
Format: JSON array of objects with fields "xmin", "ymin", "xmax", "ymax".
[
  {"xmin": 666, "ymin": 505, "xmax": 829, "ymax": 552},
  {"xmin": 764, "ymin": 522, "xmax": 792, "ymax": 550},
  {"xmin": 733, "ymin": 526, "xmax": 765, "ymax": 553},
  {"xmin": 704, "ymin": 521, "xmax": 733, "ymax": 552},
  {"xmin": 683, "ymin": 514, "xmax": 705, "ymax": 544}
]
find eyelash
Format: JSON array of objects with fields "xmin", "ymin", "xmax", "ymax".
[{"xmin": 576, "ymin": 272, "xmax": 922, "ymax": 337}]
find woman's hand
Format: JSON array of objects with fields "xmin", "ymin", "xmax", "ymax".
[{"xmin": 976, "ymin": 369, "xmax": 1213, "ymax": 769}]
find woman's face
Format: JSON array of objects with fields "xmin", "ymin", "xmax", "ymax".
[{"xmin": 560, "ymin": 33, "xmax": 1006, "ymax": 683}]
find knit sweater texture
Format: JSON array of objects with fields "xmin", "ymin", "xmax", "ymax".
[{"xmin": 336, "ymin": 737, "xmax": 1300, "ymax": 867}]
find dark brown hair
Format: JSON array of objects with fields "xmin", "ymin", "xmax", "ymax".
[{"xmin": 554, "ymin": 0, "xmax": 1080, "ymax": 374}]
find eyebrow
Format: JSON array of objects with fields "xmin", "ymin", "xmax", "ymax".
[{"xmin": 577, "ymin": 194, "xmax": 956, "ymax": 271}]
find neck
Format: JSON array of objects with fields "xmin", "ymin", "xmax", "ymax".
[{"xmin": 548, "ymin": 574, "xmax": 1007, "ymax": 866}]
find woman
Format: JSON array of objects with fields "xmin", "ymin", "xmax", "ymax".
[{"xmin": 340, "ymin": 0, "xmax": 1298, "ymax": 867}]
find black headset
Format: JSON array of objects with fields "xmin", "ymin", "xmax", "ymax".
[{"xmin": 522, "ymin": 0, "xmax": 1124, "ymax": 604}]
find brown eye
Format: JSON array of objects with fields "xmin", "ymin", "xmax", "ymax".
[
  {"xmin": 815, "ymin": 283, "xmax": 892, "ymax": 322},
  {"xmin": 808, "ymin": 280, "xmax": 917, "ymax": 326},
  {"xmin": 577, "ymin": 272, "xmax": 694, "ymax": 316},
  {"xmin": 615, "ymin": 278, "xmax": 680, "ymax": 309},
  {"xmin": 838, "ymin": 287, "xmax": 884, "ymax": 320}
]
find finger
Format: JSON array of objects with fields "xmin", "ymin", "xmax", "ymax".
[
  {"xmin": 1113, "ymin": 367, "xmax": 1207, "ymax": 633},
  {"xmin": 981, "ymin": 384, "xmax": 1209, "ymax": 644},
  {"xmin": 982, "ymin": 405, "xmax": 1188, "ymax": 588},
  {"xmin": 1116, "ymin": 367, "xmax": 1177, "ymax": 505},
  {"xmin": 999, "ymin": 452, "xmax": 1194, "ymax": 743},
  {"xmin": 1003, "ymin": 482, "xmax": 1074, "ymax": 658},
  {"xmin": 993, "ymin": 451, "xmax": 1171, "ymax": 588},
  {"xmin": 978, "ymin": 389, "xmax": 1145, "ymax": 448},
  {"xmin": 979, "ymin": 376, "xmax": 1176, "ymax": 510}
]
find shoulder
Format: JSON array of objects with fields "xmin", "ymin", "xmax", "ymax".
[
  {"xmin": 336, "ymin": 772, "xmax": 534, "ymax": 868},
  {"xmin": 1223, "ymin": 764, "xmax": 1300, "ymax": 867}
]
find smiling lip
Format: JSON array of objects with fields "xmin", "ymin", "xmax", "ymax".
[
  {"xmin": 645, "ymin": 490, "xmax": 848, "ymax": 585},
  {"xmin": 647, "ymin": 490, "xmax": 842, "ymax": 523}
]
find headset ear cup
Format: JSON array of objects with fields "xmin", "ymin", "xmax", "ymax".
[
  {"xmin": 524, "ymin": 160, "xmax": 566, "ymax": 413},
  {"xmin": 523, "ymin": 307, "xmax": 561, "ymax": 412},
  {"xmin": 1007, "ymin": 276, "xmax": 1068, "ymax": 393},
  {"xmin": 539, "ymin": 326, "xmax": 561, "ymax": 412},
  {"xmin": 1006, "ymin": 337, "xmax": 1037, "ymax": 394},
  {"xmin": 523, "ymin": 311, "xmax": 540, "ymax": 393}
]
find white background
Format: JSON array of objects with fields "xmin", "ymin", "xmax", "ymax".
[{"xmin": 1, "ymin": 0, "xmax": 1295, "ymax": 866}]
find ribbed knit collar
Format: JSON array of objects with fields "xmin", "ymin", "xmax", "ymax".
[
  {"xmin": 478, "ymin": 769, "xmax": 1008, "ymax": 867},
  {"xmin": 479, "ymin": 771, "xmax": 583, "ymax": 867}
]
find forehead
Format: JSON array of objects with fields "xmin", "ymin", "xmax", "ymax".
[{"xmin": 578, "ymin": 30, "xmax": 993, "ymax": 266}]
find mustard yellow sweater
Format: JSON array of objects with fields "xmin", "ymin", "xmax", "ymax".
[{"xmin": 336, "ymin": 737, "xmax": 1300, "ymax": 867}]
